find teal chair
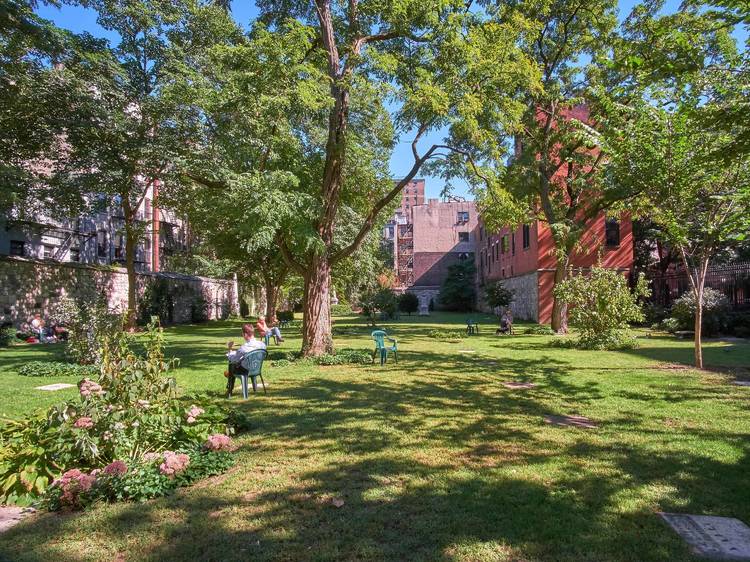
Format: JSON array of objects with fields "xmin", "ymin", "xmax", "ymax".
[
  {"xmin": 263, "ymin": 333, "xmax": 271, "ymax": 346},
  {"xmin": 229, "ymin": 348, "xmax": 268, "ymax": 398},
  {"xmin": 371, "ymin": 330, "xmax": 398, "ymax": 365},
  {"xmin": 466, "ymin": 318, "xmax": 479, "ymax": 335}
]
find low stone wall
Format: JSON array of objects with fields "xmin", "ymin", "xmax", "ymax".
[
  {"xmin": 0, "ymin": 256, "xmax": 238, "ymax": 327},
  {"xmin": 477, "ymin": 271, "xmax": 539, "ymax": 321}
]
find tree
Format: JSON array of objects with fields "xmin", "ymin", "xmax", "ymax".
[
  {"xmin": 438, "ymin": 259, "xmax": 476, "ymax": 312},
  {"xmin": 604, "ymin": 104, "xmax": 750, "ymax": 368},
  {"xmin": 397, "ymin": 292, "xmax": 419, "ymax": 316},
  {"xmin": 47, "ymin": 0, "xmax": 206, "ymax": 329},
  {"xmin": 484, "ymin": 281, "xmax": 514, "ymax": 316},
  {"xmin": 254, "ymin": 1, "xmax": 537, "ymax": 355}
]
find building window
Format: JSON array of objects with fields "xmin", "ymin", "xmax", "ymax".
[
  {"xmin": 605, "ymin": 217, "xmax": 621, "ymax": 247},
  {"xmin": 458, "ymin": 232, "xmax": 469, "ymax": 242},
  {"xmin": 43, "ymin": 245, "xmax": 55, "ymax": 259},
  {"xmin": 511, "ymin": 233, "xmax": 515, "ymax": 256},
  {"xmin": 457, "ymin": 211, "xmax": 469, "ymax": 224},
  {"xmin": 523, "ymin": 224, "xmax": 530, "ymax": 249},
  {"xmin": 114, "ymin": 233, "xmax": 124, "ymax": 260},
  {"xmin": 501, "ymin": 236, "xmax": 509, "ymax": 254},
  {"xmin": 479, "ymin": 226, "xmax": 484, "ymax": 240},
  {"xmin": 69, "ymin": 247, "xmax": 80, "ymax": 262},
  {"xmin": 97, "ymin": 230, "xmax": 108, "ymax": 258},
  {"xmin": 9, "ymin": 240, "xmax": 25, "ymax": 256}
]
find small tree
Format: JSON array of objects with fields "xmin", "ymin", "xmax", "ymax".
[
  {"xmin": 554, "ymin": 266, "xmax": 650, "ymax": 349},
  {"xmin": 398, "ymin": 293, "xmax": 419, "ymax": 316},
  {"xmin": 484, "ymin": 281, "xmax": 515, "ymax": 317},
  {"xmin": 438, "ymin": 260, "xmax": 476, "ymax": 312}
]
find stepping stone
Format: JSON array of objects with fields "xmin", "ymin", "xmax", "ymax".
[
  {"xmin": 544, "ymin": 414, "xmax": 597, "ymax": 429},
  {"xmin": 35, "ymin": 383, "xmax": 76, "ymax": 391},
  {"xmin": 0, "ymin": 506, "xmax": 34, "ymax": 534},
  {"xmin": 660, "ymin": 513, "xmax": 750, "ymax": 560},
  {"xmin": 457, "ymin": 350, "xmax": 476, "ymax": 354},
  {"xmin": 733, "ymin": 381, "xmax": 750, "ymax": 387},
  {"xmin": 502, "ymin": 381, "xmax": 537, "ymax": 390}
]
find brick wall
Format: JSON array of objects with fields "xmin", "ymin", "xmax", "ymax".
[{"xmin": 0, "ymin": 256, "xmax": 238, "ymax": 328}]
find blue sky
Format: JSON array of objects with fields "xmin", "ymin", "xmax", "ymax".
[{"xmin": 37, "ymin": 0, "xmax": 676, "ymax": 200}]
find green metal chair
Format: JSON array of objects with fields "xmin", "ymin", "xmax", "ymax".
[
  {"xmin": 229, "ymin": 348, "xmax": 268, "ymax": 398},
  {"xmin": 371, "ymin": 330, "xmax": 398, "ymax": 365},
  {"xmin": 466, "ymin": 318, "xmax": 479, "ymax": 335}
]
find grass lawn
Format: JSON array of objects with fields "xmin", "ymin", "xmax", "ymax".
[{"xmin": 1, "ymin": 312, "xmax": 749, "ymax": 561}]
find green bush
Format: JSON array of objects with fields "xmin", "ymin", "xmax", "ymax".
[
  {"xmin": 728, "ymin": 311, "xmax": 750, "ymax": 338},
  {"xmin": 51, "ymin": 297, "xmax": 122, "ymax": 365},
  {"xmin": 331, "ymin": 303, "xmax": 353, "ymax": 316},
  {"xmin": 655, "ymin": 317, "xmax": 681, "ymax": 333},
  {"xmin": 398, "ymin": 292, "xmax": 419, "ymax": 316},
  {"xmin": 438, "ymin": 260, "xmax": 476, "ymax": 311},
  {"xmin": 427, "ymin": 329, "xmax": 465, "ymax": 342},
  {"xmin": 524, "ymin": 325, "xmax": 555, "ymax": 335},
  {"xmin": 0, "ymin": 320, "xmax": 236, "ymax": 507},
  {"xmin": 359, "ymin": 287, "xmax": 398, "ymax": 322},
  {"xmin": 277, "ymin": 310, "xmax": 294, "ymax": 322},
  {"xmin": 139, "ymin": 278, "xmax": 174, "ymax": 325},
  {"xmin": 670, "ymin": 288, "xmax": 731, "ymax": 336},
  {"xmin": 16, "ymin": 361, "xmax": 98, "ymax": 378},
  {"xmin": 190, "ymin": 292, "xmax": 208, "ymax": 323},
  {"xmin": 553, "ymin": 267, "xmax": 650, "ymax": 350},
  {"xmin": 0, "ymin": 326, "xmax": 17, "ymax": 347},
  {"xmin": 484, "ymin": 281, "xmax": 514, "ymax": 313}
]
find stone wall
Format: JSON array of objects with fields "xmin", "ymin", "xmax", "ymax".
[
  {"xmin": 477, "ymin": 271, "xmax": 539, "ymax": 321},
  {"xmin": 0, "ymin": 256, "xmax": 238, "ymax": 327}
]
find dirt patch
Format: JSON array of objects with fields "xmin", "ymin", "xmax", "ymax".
[{"xmin": 544, "ymin": 414, "xmax": 598, "ymax": 429}]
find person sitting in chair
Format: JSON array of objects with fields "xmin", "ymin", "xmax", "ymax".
[
  {"xmin": 496, "ymin": 309, "xmax": 513, "ymax": 335},
  {"xmin": 257, "ymin": 316, "xmax": 284, "ymax": 344},
  {"xmin": 225, "ymin": 323, "xmax": 266, "ymax": 396}
]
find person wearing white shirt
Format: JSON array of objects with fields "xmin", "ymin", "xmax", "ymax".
[{"xmin": 225, "ymin": 323, "xmax": 266, "ymax": 396}]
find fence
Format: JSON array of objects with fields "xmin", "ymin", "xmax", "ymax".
[{"xmin": 646, "ymin": 262, "xmax": 750, "ymax": 310}]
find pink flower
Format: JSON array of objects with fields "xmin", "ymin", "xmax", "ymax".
[
  {"xmin": 79, "ymin": 378, "xmax": 105, "ymax": 398},
  {"xmin": 54, "ymin": 468, "xmax": 97, "ymax": 508},
  {"xmin": 159, "ymin": 451, "xmax": 190, "ymax": 478},
  {"xmin": 103, "ymin": 460, "xmax": 128, "ymax": 477},
  {"xmin": 73, "ymin": 417, "xmax": 94, "ymax": 429},
  {"xmin": 186, "ymin": 405, "xmax": 204, "ymax": 421},
  {"xmin": 204, "ymin": 434, "xmax": 232, "ymax": 452},
  {"xmin": 143, "ymin": 452, "xmax": 161, "ymax": 463}
]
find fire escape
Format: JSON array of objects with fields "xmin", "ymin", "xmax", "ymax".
[{"xmin": 397, "ymin": 223, "xmax": 414, "ymax": 287}]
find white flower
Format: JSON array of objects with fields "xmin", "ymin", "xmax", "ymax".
[
  {"xmin": 131, "ymin": 421, "xmax": 140, "ymax": 428},
  {"xmin": 113, "ymin": 422, "xmax": 125, "ymax": 431}
]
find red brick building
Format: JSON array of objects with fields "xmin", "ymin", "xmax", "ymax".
[{"xmin": 476, "ymin": 215, "xmax": 633, "ymax": 323}]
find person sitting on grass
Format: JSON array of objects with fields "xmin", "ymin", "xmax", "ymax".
[
  {"xmin": 496, "ymin": 309, "xmax": 513, "ymax": 335},
  {"xmin": 256, "ymin": 315, "xmax": 284, "ymax": 344},
  {"xmin": 224, "ymin": 323, "xmax": 266, "ymax": 396}
]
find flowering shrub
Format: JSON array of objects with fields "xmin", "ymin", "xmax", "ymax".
[
  {"xmin": 205, "ymin": 434, "xmax": 232, "ymax": 451},
  {"xmin": 0, "ymin": 320, "xmax": 237, "ymax": 507}
]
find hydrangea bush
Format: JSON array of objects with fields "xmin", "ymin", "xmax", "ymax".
[{"xmin": 0, "ymin": 319, "xmax": 238, "ymax": 508}]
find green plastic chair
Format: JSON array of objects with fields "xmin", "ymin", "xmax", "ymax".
[
  {"xmin": 466, "ymin": 318, "xmax": 479, "ymax": 335},
  {"xmin": 229, "ymin": 348, "xmax": 268, "ymax": 398},
  {"xmin": 371, "ymin": 330, "xmax": 398, "ymax": 365}
]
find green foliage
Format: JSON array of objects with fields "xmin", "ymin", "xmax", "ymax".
[
  {"xmin": 359, "ymin": 287, "xmax": 398, "ymax": 323},
  {"xmin": 0, "ymin": 326, "xmax": 18, "ymax": 347},
  {"xmin": 269, "ymin": 348, "xmax": 370, "ymax": 367},
  {"xmin": 554, "ymin": 267, "xmax": 650, "ymax": 350},
  {"xmin": 51, "ymin": 297, "xmax": 122, "ymax": 365},
  {"xmin": 524, "ymin": 325, "xmax": 555, "ymax": 335},
  {"xmin": 484, "ymin": 282, "xmax": 515, "ymax": 313},
  {"xmin": 438, "ymin": 260, "xmax": 476, "ymax": 312},
  {"xmin": 398, "ymin": 293, "xmax": 419, "ymax": 316},
  {"xmin": 670, "ymin": 288, "xmax": 731, "ymax": 336},
  {"xmin": 139, "ymin": 278, "xmax": 174, "ymax": 326},
  {"xmin": 427, "ymin": 329, "xmax": 465, "ymax": 343},
  {"xmin": 277, "ymin": 311, "xmax": 294, "ymax": 322},
  {"xmin": 330, "ymin": 304, "xmax": 353, "ymax": 317},
  {"xmin": 0, "ymin": 320, "xmax": 234, "ymax": 506},
  {"xmin": 16, "ymin": 362, "xmax": 98, "ymax": 378}
]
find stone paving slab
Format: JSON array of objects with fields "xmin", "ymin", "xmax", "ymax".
[
  {"xmin": 0, "ymin": 506, "xmax": 35, "ymax": 534},
  {"xmin": 502, "ymin": 382, "xmax": 537, "ymax": 390},
  {"xmin": 543, "ymin": 414, "xmax": 597, "ymax": 429},
  {"xmin": 660, "ymin": 513, "xmax": 750, "ymax": 560},
  {"xmin": 732, "ymin": 381, "xmax": 750, "ymax": 387},
  {"xmin": 35, "ymin": 383, "xmax": 76, "ymax": 391},
  {"xmin": 457, "ymin": 350, "xmax": 476, "ymax": 354}
]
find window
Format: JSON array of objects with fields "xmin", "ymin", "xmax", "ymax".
[
  {"xmin": 501, "ymin": 236, "xmax": 509, "ymax": 254},
  {"xmin": 69, "ymin": 247, "xmax": 80, "ymax": 262},
  {"xmin": 9, "ymin": 240, "xmax": 24, "ymax": 256},
  {"xmin": 479, "ymin": 226, "xmax": 484, "ymax": 241},
  {"xmin": 43, "ymin": 245, "xmax": 55, "ymax": 259},
  {"xmin": 458, "ymin": 232, "xmax": 469, "ymax": 242},
  {"xmin": 97, "ymin": 230, "xmax": 108, "ymax": 258},
  {"xmin": 511, "ymin": 233, "xmax": 516, "ymax": 256},
  {"xmin": 114, "ymin": 233, "xmax": 124, "ymax": 260},
  {"xmin": 457, "ymin": 211, "xmax": 469, "ymax": 223},
  {"xmin": 605, "ymin": 217, "xmax": 621, "ymax": 247},
  {"xmin": 523, "ymin": 224, "xmax": 530, "ymax": 249}
]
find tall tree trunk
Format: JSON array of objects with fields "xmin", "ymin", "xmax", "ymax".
[
  {"xmin": 124, "ymin": 220, "xmax": 137, "ymax": 331},
  {"xmin": 694, "ymin": 286, "xmax": 704, "ymax": 369},
  {"xmin": 301, "ymin": 254, "xmax": 333, "ymax": 356},
  {"xmin": 551, "ymin": 255, "xmax": 570, "ymax": 333},
  {"xmin": 264, "ymin": 276, "xmax": 279, "ymax": 321}
]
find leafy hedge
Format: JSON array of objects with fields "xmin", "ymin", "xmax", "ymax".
[
  {"xmin": 268, "ymin": 348, "xmax": 371, "ymax": 367},
  {"xmin": 16, "ymin": 361, "xmax": 99, "ymax": 378},
  {"xmin": 524, "ymin": 325, "xmax": 555, "ymax": 335},
  {"xmin": 427, "ymin": 329, "xmax": 466, "ymax": 342}
]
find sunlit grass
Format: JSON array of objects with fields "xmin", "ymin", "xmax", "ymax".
[{"xmin": 1, "ymin": 312, "xmax": 749, "ymax": 561}]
